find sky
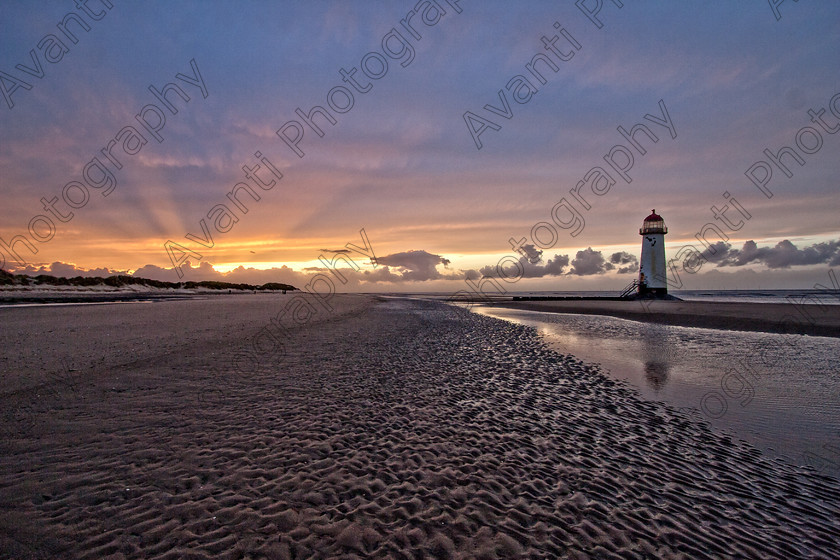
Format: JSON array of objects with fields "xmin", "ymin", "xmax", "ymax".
[{"xmin": 1, "ymin": 0, "xmax": 839, "ymax": 293}]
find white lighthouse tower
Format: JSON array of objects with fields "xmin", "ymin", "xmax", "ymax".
[{"xmin": 638, "ymin": 209, "xmax": 668, "ymax": 297}]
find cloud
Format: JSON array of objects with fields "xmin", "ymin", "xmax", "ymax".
[
  {"xmin": 699, "ymin": 241, "xmax": 734, "ymax": 264},
  {"xmin": 5, "ymin": 247, "xmax": 466, "ymax": 287},
  {"xmin": 373, "ymin": 250, "xmax": 454, "ymax": 282},
  {"xmin": 476, "ymin": 249, "xmax": 633, "ymax": 280},
  {"xmin": 707, "ymin": 239, "xmax": 840, "ymax": 269},
  {"xmin": 130, "ymin": 263, "xmax": 182, "ymax": 281},
  {"xmin": 8, "ymin": 262, "xmax": 130, "ymax": 278},
  {"xmin": 570, "ymin": 248, "xmax": 613, "ymax": 276},
  {"xmin": 519, "ymin": 243, "xmax": 543, "ymax": 264},
  {"xmin": 478, "ymin": 253, "xmax": 570, "ymax": 279},
  {"xmin": 609, "ymin": 251, "xmax": 639, "ymax": 274},
  {"xmin": 132, "ymin": 261, "xmax": 235, "ymax": 282},
  {"xmin": 539, "ymin": 254, "xmax": 571, "ymax": 276},
  {"xmin": 319, "ymin": 248, "xmax": 352, "ymax": 254}
]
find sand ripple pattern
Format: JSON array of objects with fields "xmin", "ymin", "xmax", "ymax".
[{"xmin": 1, "ymin": 297, "xmax": 838, "ymax": 559}]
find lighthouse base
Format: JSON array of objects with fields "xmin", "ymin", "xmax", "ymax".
[
  {"xmin": 620, "ymin": 283, "xmax": 680, "ymax": 300},
  {"xmin": 637, "ymin": 285, "xmax": 668, "ymax": 298}
]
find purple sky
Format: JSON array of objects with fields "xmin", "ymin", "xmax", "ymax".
[{"xmin": 1, "ymin": 1, "xmax": 839, "ymax": 292}]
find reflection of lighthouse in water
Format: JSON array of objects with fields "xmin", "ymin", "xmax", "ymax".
[{"xmin": 638, "ymin": 210, "xmax": 668, "ymax": 297}]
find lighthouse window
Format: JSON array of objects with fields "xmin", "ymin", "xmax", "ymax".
[{"xmin": 641, "ymin": 220, "xmax": 667, "ymax": 234}]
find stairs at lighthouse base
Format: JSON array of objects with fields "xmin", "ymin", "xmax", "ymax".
[
  {"xmin": 619, "ymin": 280, "xmax": 640, "ymax": 299},
  {"xmin": 618, "ymin": 280, "xmax": 682, "ymax": 301}
]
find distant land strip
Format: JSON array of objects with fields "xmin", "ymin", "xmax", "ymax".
[{"xmin": 0, "ymin": 268, "xmax": 296, "ymax": 300}]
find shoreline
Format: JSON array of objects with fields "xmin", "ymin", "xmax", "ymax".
[
  {"xmin": 491, "ymin": 299, "xmax": 840, "ymax": 338},
  {"xmin": 0, "ymin": 292, "xmax": 197, "ymax": 305},
  {"xmin": 5, "ymin": 288, "xmax": 837, "ymax": 337},
  {"xmin": 0, "ymin": 288, "xmax": 292, "ymax": 306}
]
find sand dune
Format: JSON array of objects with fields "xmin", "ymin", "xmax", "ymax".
[{"xmin": 1, "ymin": 296, "xmax": 838, "ymax": 558}]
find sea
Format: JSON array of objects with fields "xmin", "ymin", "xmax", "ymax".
[
  {"xmin": 453, "ymin": 289, "xmax": 840, "ymax": 479},
  {"xmin": 501, "ymin": 288, "xmax": 840, "ymax": 304}
]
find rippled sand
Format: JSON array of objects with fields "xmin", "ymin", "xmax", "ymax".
[{"xmin": 1, "ymin": 295, "xmax": 838, "ymax": 558}]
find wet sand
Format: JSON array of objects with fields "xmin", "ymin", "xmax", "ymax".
[
  {"xmin": 1, "ymin": 295, "xmax": 839, "ymax": 558},
  {"xmin": 494, "ymin": 299, "xmax": 840, "ymax": 338}
]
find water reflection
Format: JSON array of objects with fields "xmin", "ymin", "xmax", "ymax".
[
  {"xmin": 644, "ymin": 361, "xmax": 669, "ymax": 391},
  {"xmin": 640, "ymin": 324, "xmax": 675, "ymax": 392}
]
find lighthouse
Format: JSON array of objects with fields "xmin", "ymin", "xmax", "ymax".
[{"xmin": 638, "ymin": 209, "xmax": 668, "ymax": 297}]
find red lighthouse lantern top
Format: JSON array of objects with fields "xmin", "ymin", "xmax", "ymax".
[{"xmin": 640, "ymin": 209, "xmax": 667, "ymax": 234}]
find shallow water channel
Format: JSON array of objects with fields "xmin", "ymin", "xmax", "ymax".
[{"xmin": 474, "ymin": 304, "xmax": 840, "ymax": 479}]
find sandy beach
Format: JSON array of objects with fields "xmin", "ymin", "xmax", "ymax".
[
  {"xmin": 2, "ymin": 294, "xmax": 839, "ymax": 559},
  {"xmin": 492, "ymin": 298, "xmax": 840, "ymax": 338}
]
